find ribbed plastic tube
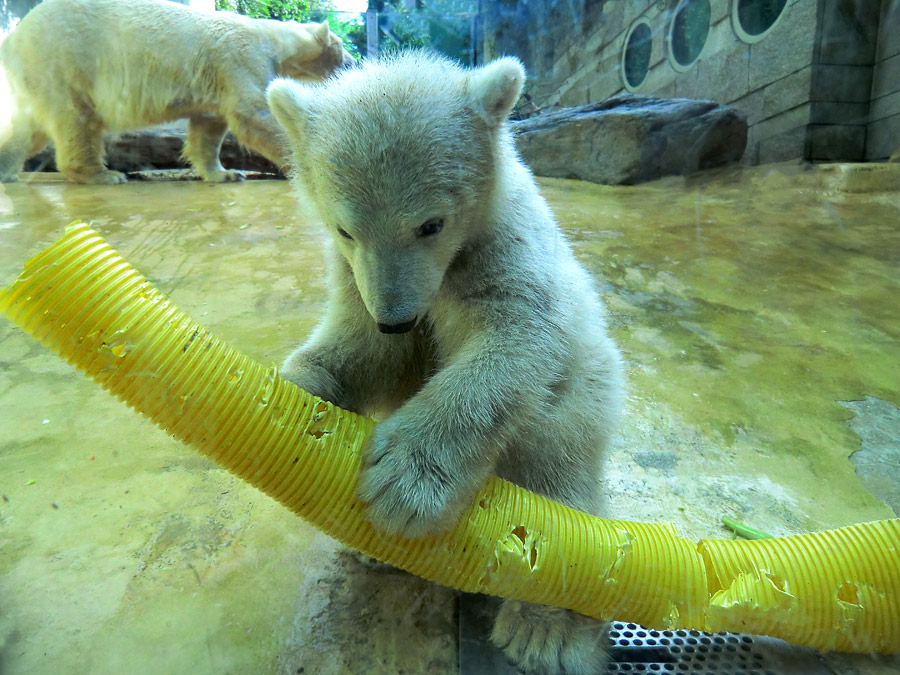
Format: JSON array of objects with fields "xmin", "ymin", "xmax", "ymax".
[{"xmin": 2, "ymin": 224, "xmax": 898, "ymax": 653}]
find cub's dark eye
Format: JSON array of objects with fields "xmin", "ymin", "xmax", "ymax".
[
  {"xmin": 337, "ymin": 227, "xmax": 353, "ymax": 241},
  {"xmin": 418, "ymin": 218, "xmax": 444, "ymax": 237}
]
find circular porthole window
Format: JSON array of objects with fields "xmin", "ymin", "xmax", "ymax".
[
  {"xmin": 667, "ymin": 0, "xmax": 711, "ymax": 72},
  {"xmin": 733, "ymin": 0, "xmax": 788, "ymax": 43},
  {"xmin": 622, "ymin": 19, "xmax": 653, "ymax": 91}
]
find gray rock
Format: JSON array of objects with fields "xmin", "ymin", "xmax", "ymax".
[
  {"xmin": 25, "ymin": 125, "xmax": 281, "ymax": 176},
  {"xmin": 512, "ymin": 94, "xmax": 748, "ymax": 185}
]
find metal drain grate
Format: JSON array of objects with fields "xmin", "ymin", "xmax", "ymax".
[
  {"xmin": 608, "ymin": 622, "xmax": 777, "ymax": 674},
  {"xmin": 459, "ymin": 594, "xmax": 832, "ymax": 674}
]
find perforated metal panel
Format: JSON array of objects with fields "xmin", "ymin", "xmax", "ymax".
[
  {"xmin": 458, "ymin": 594, "xmax": 833, "ymax": 675},
  {"xmin": 607, "ymin": 622, "xmax": 779, "ymax": 674}
]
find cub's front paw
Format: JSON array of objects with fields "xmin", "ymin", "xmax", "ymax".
[
  {"xmin": 491, "ymin": 600, "xmax": 610, "ymax": 675},
  {"xmin": 357, "ymin": 417, "xmax": 466, "ymax": 539}
]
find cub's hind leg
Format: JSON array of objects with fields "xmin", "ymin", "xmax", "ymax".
[
  {"xmin": 491, "ymin": 372, "xmax": 620, "ymax": 675},
  {"xmin": 492, "ymin": 602, "xmax": 611, "ymax": 675}
]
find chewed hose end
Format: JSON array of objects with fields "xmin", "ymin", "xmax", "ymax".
[{"xmin": 2, "ymin": 223, "xmax": 898, "ymax": 653}]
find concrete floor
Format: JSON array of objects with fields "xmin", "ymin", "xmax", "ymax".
[{"xmin": 0, "ymin": 164, "xmax": 898, "ymax": 673}]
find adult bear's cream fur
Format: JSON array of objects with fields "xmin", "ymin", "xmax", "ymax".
[{"xmin": 0, "ymin": 0, "xmax": 348, "ymax": 184}]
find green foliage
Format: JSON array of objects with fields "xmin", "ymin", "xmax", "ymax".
[
  {"xmin": 376, "ymin": 0, "xmax": 477, "ymax": 63},
  {"xmin": 215, "ymin": 0, "xmax": 316, "ymax": 22}
]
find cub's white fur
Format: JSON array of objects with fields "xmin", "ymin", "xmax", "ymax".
[
  {"xmin": 267, "ymin": 53, "xmax": 624, "ymax": 675},
  {"xmin": 0, "ymin": 0, "xmax": 348, "ymax": 184}
]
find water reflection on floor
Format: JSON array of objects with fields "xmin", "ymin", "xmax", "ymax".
[{"xmin": 0, "ymin": 165, "xmax": 898, "ymax": 673}]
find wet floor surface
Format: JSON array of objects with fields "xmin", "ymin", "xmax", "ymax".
[{"xmin": 0, "ymin": 165, "xmax": 898, "ymax": 673}]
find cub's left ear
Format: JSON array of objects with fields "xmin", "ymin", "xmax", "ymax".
[
  {"xmin": 468, "ymin": 57, "xmax": 525, "ymax": 128},
  {"xmin": 267, "ymin": 78, "xmax": 314, "ymax": 149}
]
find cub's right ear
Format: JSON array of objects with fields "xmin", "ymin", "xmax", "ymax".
[{"xmin": 267, "ymin": 78, "xmax": 314, "ymax": 149}]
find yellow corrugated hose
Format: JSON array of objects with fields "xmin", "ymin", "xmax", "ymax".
[{"xmin": 2, "ymin": 223, "xmax": 898, "ymax": 653}]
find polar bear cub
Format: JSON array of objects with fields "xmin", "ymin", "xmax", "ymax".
[
  {"xmin": 0, "ymin": 0, "xmax": 348, "ymax": 184},
  {"xmin": 267, "ymin": 53, "xmax": 624, "ymax": 675}
]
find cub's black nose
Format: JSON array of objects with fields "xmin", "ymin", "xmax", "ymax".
[{"xmin": 377, "ymin": 318, "xmax": 416, "ymax": 334}]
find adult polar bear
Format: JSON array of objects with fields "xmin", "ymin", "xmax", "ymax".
[
  {"xmin": 0, "ymin": 0, "xmax": 348, "ymax": 184},
  {"xmin": 268, "ymin": 53, "xmax": 625, "ymax": 675}
]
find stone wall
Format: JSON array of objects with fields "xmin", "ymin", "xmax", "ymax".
[
  {"xmin": 869, "ymin": 0, "xmax": 900, "ymax": 159},
  {"xmin": 808, "ymin": 0, "xmax": 880, "ymax": 162},
  {"xmin": 481, "ymin": 0, "xmax": 606, "ymax": 109},
  {"xmin": 484, "ymin": 0, "xmax": 898, "ymax": 165}
]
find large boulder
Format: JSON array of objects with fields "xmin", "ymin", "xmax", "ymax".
[
  {"xmin": 25, "ymin": 125, "xmax": 281, "ymax": 176},
  {"xmin": 512, "ymin": 94, "xmax": 748, "ymax": 185}
]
